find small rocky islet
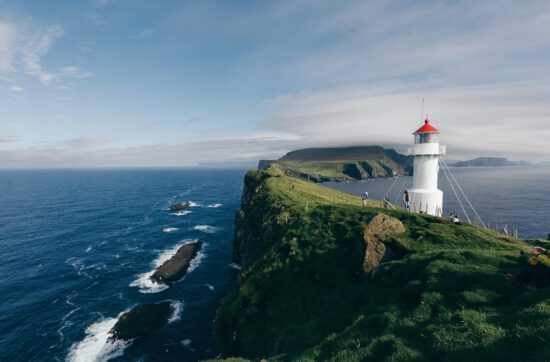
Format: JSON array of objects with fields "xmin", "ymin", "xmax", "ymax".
[
  {"xmin": 150, "ymin": 241, "xmax": 202, "ymax": 285},
  {"xmin": 109, "ymin": 302, "xmax": 173, "ymax": 341}
]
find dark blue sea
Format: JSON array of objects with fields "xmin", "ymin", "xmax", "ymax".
[
  {"xmin": 0, "ymin": 167, "xmax": 549, "ymax": 361},
  {"xmin": 0, "ymin": 169, "xmax": 245, "ymax": 361},
  {"xmin": 326, "ymin": 166, "xmax": 550, "ymax": 240}
]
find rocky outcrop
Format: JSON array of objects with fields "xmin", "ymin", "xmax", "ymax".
[
  {"xmin": 339, "ymin": 163, "xmax": 363, "ymax": 180},
  {"xmin": 363, "ymin": 213, "xmax": 406, "ymax": 272},
  {"xmin": 109, "ymin": 302, "xmax": 172, "ymax": 341},
  {"xmin": 258, "ymin": 159, "xmax": 275, "ymax": 170},
  {"xmin": 150, "ymin": 242, "xmax": 202, "ymax": 284}
]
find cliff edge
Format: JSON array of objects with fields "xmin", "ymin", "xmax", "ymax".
[{"xmin": 214, "ymin": 165, "xmax": 550, "ymax": 361}]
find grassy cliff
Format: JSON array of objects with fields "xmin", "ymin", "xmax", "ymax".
[
  {"xmin": 259, "ymin": 146, "xmax": 412, "ymax": 182},
  {"xmin": 213, "ymin": 165, "xmax": 550, "ymax": 361}
]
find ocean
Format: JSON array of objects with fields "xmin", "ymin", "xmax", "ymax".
[
  {"xmin": 0, "ymin": 166, "xmax": 549, "ymax": 361},
  {"xmin": 326, "ymin": 166, "xmax": 550, "ymax": 240},
  {"xmin": 0, "ymin": 169, "xmax": 245, "ymax": 361}
]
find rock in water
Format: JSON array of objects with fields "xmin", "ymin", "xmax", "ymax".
[
  {"xmin": 363, "ymin": 213, "xmax": 406, "ymax": 272},
  {"xmin": 110, "ymin": 302, "xmax": 172, "ymax": 341},
  {"xmin": 150, "ymin": 242, "xmax": 202, "ymax": 284},
  {"xmin": 169, "ymin": 202, "xmax": 191, "ymax": 211}
]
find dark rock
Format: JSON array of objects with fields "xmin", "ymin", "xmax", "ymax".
[
  {"xmin": 150, "ymin": 242, "xmax": 202, "ymax": 284},
  {"xmin": 109, "ymin": 302, "xmax": 172, "ymax": 341},
  {"xmin": 339, "ymin": 163, "xmax": 363, "ymax": 180},
  {"xmin": 169, "ymin": 202, "xmax": 191, "ymax": 211},
  {"xmin": 258, "ymin": 160, "xmax": 275, "ymax": 170}
]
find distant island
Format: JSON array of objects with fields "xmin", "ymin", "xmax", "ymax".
[
  {"xmin": 259, "ymin": 145, "xmax": 412, "ymax": 182},
  {"xmin": 450, "ymin": 156, "xmax": 530, "ymax": 167}
]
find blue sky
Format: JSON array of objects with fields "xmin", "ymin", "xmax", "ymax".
[{"xmin": 1, "ymin": 0, "xmax": 549, "ymax": 167}]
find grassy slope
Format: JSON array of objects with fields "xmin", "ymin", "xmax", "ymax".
[
  {"xmin": 213, "ymin": 166, "xmax": 550, "ymax": 362},
  {"xmin": 274, "ymin": 146, "xmax": 409, "ymax": 180}
]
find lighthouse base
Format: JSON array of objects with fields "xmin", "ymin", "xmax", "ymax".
[{"xmin": 408, "ymin": 189, "xmax": 443, "ymax": 216}]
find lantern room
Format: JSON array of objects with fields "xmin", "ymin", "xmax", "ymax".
[{"xmin": 413, "ymin": 119, "xmax": 439, "ymax": 144}]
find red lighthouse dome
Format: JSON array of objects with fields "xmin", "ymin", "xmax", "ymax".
[{"xmin": 414, "ymin": 119, "xmax": 439, "ymax": 134}]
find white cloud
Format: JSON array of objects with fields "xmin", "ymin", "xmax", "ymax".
[
  {"xmin": 92, "ymin": 0, "xmax": 114, "ymax": 7},
  {"xmin": 20, "ymin": 24, "xmax": 64, "ymax": 85},
  {"xmin": 0, "ymin": 20, "xmax": 94, "ymax": 86},
  {"xmin": 9, "ymin": 85, "xmax": 23, "ymax": 92},
  {"xmin": 0, "ymin": 133, "xmax": 300, "ymax": 167},
  {"xmin": 132, "ymin": 28, "xmax": 154, "ymax": 40},
  {"xmin": 59, "ymin": 66, "xmax": 94, "ymax": 79},
  {"xmin": 0, "ymin": 21, "xmax": 18, "ymax": 71},
  {"xmin": 262, "ymin": 81, "xmax": 550, "ymax": 159},
  {"xmin": 87, "ymin": 12, "xmax": 107, "ymax": 29}
]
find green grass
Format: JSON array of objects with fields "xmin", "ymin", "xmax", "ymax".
[{"xmin": 213, "ymin": 165, "xmax": 550, "ymax": 362}]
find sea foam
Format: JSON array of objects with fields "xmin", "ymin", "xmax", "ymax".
[
  {"xmin": 67, "ymin": 301, "xmax": 182, "ymax": 361},
  {"xmin": 162, "ymin": 227, "xmax": 179, "ymax": 233},
  {"xmin": 66, "ymin": 316, "xmax": 128, "ymax": 362},
  {"xmin": 192, "ymin": 225, "xmax": 216, "ymax": 233},
  {"xmin": 168, "ymin": 301, "xmax": 185, "ymax": 324},
  {"xmin": 206, "ymin": 203, "xmax": 222, "ymax": 208}
]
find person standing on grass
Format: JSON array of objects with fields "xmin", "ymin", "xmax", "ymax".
[
  {"xmin": 361, "ymin": 191, "xmax": 369, "ymax": 206},
  {"xmin": 403, "ymin": 190, "xmax": 410, "ymax": 211}
]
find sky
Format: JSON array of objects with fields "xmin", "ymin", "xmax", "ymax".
[{"xmin": 0, "ymin": 0, "xmax": 549, "ymax": 167}]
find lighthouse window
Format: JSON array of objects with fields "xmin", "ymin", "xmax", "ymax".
[{"xmin": 415, "ymin": 133, "xmax": 439, "ymax": 144}]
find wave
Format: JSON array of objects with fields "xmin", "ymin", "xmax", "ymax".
[
  {"xmin": 66, "ymin": 258, "xmax": 107, "ymax": 280},
  {"xmin": 229, "ymin": 262, "xmax": 241, "ymax": 270},
  {"xmin": 168, "ymin": 301, "xmax": 185, "ymax": 324},
  {"xmin": 58, "ymin": 308, "xmax": 79, "ymax": 341},
  {"xmin": 85, "ymin": 246, "xmax": 92, "ymax": 253},
  {"xmin": 192, "ymin": 225, "xmax": 216, "ymax": 233},
  {"xmin": 187, "ymin": 247, "xmax": 206, "ymax": 274},
  {"xmin": 181, "ymin": 338, "xmax": 194, "ymax": 351},
  {"xmin": 66, "ymin": 316, "xmax": 128, "ymax": 362},
  {"xmin": 129, "ymin": 240, "xmax": 201, "ymax": 293},
  {"xmin": 123, "ymin": 245, "xmax": 140, "ymax": 252},
  {"xmin": 205, "ymin": 283, "xmax": 215, "ymax": 291},
  {"xmin": 162, "ymin": 227, "xmax": 179, "ymax": 233},
  {"xmin": 174, "ymin": 210, "xmax": 192, "ymax": 216},
  {"xmin": 206, "ymin": 203, "xmax": 222, "ymax": 208},
  {"xmin": 67, "ymin": 301, "xmax": 182, "ymax": 361}
]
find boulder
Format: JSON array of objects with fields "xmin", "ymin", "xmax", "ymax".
[
  {"xmin": 110, "ymin": 302, "xmax": 172, "ymax": 341},
  {"xmin": 363, "ymin": 213, "xmax": 406, "ymax": 272},
  {"xmin": 150, "ymin": 242, "xmax": 202, "ymax": 284}
]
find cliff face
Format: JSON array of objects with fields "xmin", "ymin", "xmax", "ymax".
[{"xmin": 215, "ymin": 166, "xmax": 550, "ymax": 361}]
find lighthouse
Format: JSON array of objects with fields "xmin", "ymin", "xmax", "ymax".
[{"xmin": 407, "ymin": 118, "xmax": 446, "ymax": 216}]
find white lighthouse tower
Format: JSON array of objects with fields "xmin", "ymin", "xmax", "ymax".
[{"xmin": 408, "ymin": 118, "xmax": 446, "ymax": 216}]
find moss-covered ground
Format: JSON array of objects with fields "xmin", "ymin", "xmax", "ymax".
[{"xmin": 212, "ymin": 166, "xmax": 550, "ymax": 361}]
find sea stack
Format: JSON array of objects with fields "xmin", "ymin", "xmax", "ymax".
[
  {"xmin": 109, "ymin": 302, "xmax": 173, "ymax": 341},
  {"xmin": 150, "ymin": 241, "xmax": 202, "ymax": 284},
  {"xmin": 407, "ymin": 118, "xmax": 446, "ymax": 216}
]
